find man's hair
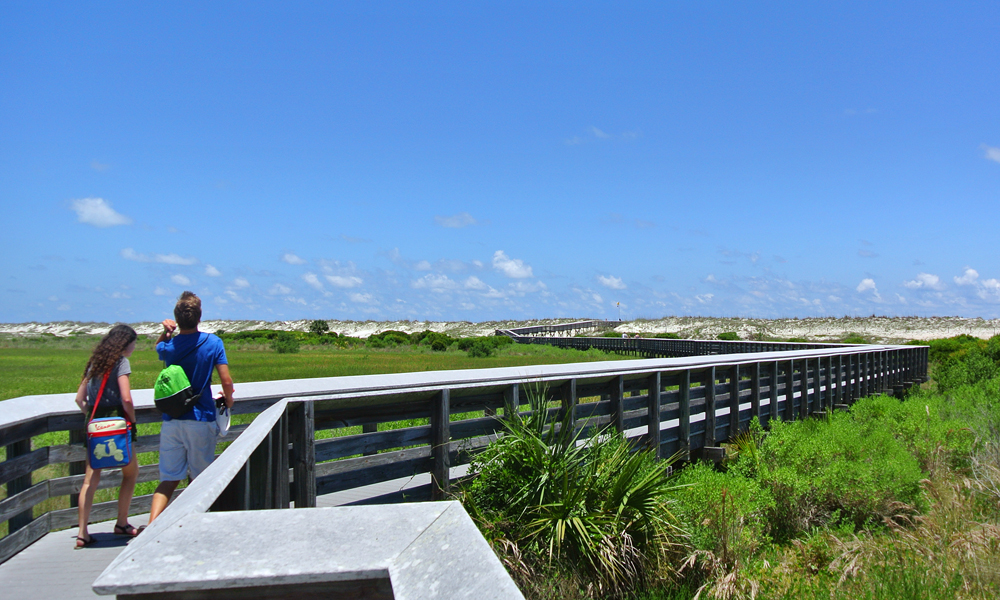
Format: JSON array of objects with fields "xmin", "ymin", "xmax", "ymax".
[{"xmin": 174, "ymin": 291, "xmax": 202, "ymax": 329}]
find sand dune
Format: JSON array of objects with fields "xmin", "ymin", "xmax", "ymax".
[{"xmin": 2, "ymin": 316, "xmax": 999, "ymax": 344}]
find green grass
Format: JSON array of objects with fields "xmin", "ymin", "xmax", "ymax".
[{"xmin": 0, "ymin": 340, "xmax": 623, "ymax": 401}]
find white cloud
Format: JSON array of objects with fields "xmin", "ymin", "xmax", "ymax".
[
  {"xmin": 415, "ymin": 261, "xmax": 432, "ymax": 271},
  {"xmin": 590, "ymin": 126, "xmax": 610, "ymax": 139},
  {"xmin": 412, "ymin": 274, "xmax": 459, "ymax": 290},
  {"xmin": 493, "ymin": 250, "xmax": 533, "ymax": 278},
  {"xmin": 597, "ymin": 275, "xmax": 626, "ymax": 290},
  {"xmin": 955, "ymin": 267, "xmax": 979, "ymax": 285},
  {"xmin": 464, "ymin": 276, "xmax": 488, "ymax": 290},
  {"xmin": 856, "ymin": 278, "xmax": 882, "ymax": 301},
  {"xmin": 434, "ymin": 212, "xmax": 477, "ymax": 228},
  {"xmin": 70, "ymin": 197, "xmax": 132, "ymax": 227},
  {"xmin": 979, "ymin": 279, "xmax": 1000, "ymax": 301},
  {"xmin": 982, "ymin": 144, "xmax": 1000, "ymax": 164},
  {"xmin": 171, "ymin": 274, "xmax": 191, "ymax": 286},
  {"xmin": 157, "ymin": 253, "xmax": 197, "ymax": 265},
  {"xmin": 325, "ymin": 275, "xmax": 363, "ymax": 288},
  {"xmin": 904, "ymin": 272, "xmax": 945, "ymax": 290},
  {"xmin": 281, "ymin": 253, "xmax": 307, "ymax": 265},
  {"xmin": 205, "ymin": 264, "xmax": 221, "ymax": 277},
  {"xmin": 302, "ymin": 272, "xmax": 324, "ymax": 291},
  {"xmin": 269, "ymin": 283, "xmax": 293, "ymax": 295},
  {"xmin": 508, "ymin": 280, "xmax": 547, "ymax": 295},
  {"xmin": 695, "ymin": 294, "xmax": 714, "ymax": 304},
  {"xmin": 154, "ymin": 287, "xmax": 170, "ymax": 296},
  {"xmin": 349, "ymin": 292, "xmax": 375, "ymax": 304},
  {"xmin": 120, "ymin": 248, "xmax": 197, "ymax": 265},
  {"xmin": 233, "ymin": 277, "xmax": 250, "ymax": 289}
]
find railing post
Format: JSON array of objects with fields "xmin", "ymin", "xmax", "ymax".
[
  {"xmin": 362, "ymin": 423, "xmax": 378, "ymax": 456},
  {"xmin": 679, "ymin": 370, "xmax": 690, "ymax": 459},
  {"xmin": 836, "ymin": 354, "xmax": 844, "ymax": 405},
  {"xmin": 503, "ymin": 383, "xmax": 520, "ymax": 422},
  {"xmin": 785, "ymin": 360, "xmax": 795, "ymax": 421},
  {"xmin": 705, "ymin": 367, "xmax": 717, "ymax": 447},
  {"xmin": 4, "ymin": 439, "xmax": 33, "ymax": 533},
  {"xmin": 248, "ymin": 430, "xmax": 272, "ymax": 510},
  {"xmin": 647, "ymin": 373, "xmax": 661, "ymax": 457},
  {"xmin": 68, "ymin": 428, "xmax": 86, "ymax": 509},
  {"xmin": 769, "ymin": 361, "xmax": 779, "ymax": 423},
  {"xmin": 431, "ymin": 389, "xmax": 451, "ymax": 500},
  {"xmin": 853, "ymin": 353, "xmax": 861, "ymax": 399},
  {"xmin": 289, "ymin": 401, "xmax": 316, "ymax": 508},
  {"xmin": 803, "ymin": 358, "xmax": 813, "ymax": 417},
  {"xmin": 275, "ymin": 409, "xmax": 290, "ymax": 508},
  {"xmin": 751, "ymin": 362, "xmax": 761, "ymax": 422},
  {"xmin": 610, "ymin": 375, "xmax": 625, "ymax": 434},
  {"xmin": 728, "ymin": 365, "xmax": 740, "ymax": 438},
  {"xmin": 561, "ymin": 379, "xmax": 578, "ymax": 442},
  {"xmin": 861, "ymin": 352, "xmax": 869, "ymax": 398},
  {"xmin": 825, "ymin": 356, "xmax": 833, "ymax": 411}
]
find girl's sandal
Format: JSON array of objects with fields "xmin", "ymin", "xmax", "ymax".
[
  {"xmin": 75, "ymin": 535, "xmax": 96, "ymax": 549},
  {"xmin": 114, "ymin": 523, "xmax": 139, "ymax": 537}
]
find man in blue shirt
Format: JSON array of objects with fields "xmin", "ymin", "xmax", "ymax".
[{"xmin": 146, "ymin": 291, "xmax": 234, "ymax": 527}]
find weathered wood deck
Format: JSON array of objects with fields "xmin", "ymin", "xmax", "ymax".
[{"xmin": 0, "ymin": 466, "xmax": 471, "ymax": 598}]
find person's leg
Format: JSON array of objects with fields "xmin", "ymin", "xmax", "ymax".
[
  {"xmin": 115, "ymin": 447, "xmax": 139, "ymax": 532},
  {"xmin": 76, "ymin": 464, "xmax": 101, "ymax": 546},
  {"xmin": 185, "ymin": 421, "xmax": 219, "ymax": 481},
  {"xmin": 148, "ymin": 480, "xmax": 180, "ymax": 524},
  {"xmin": 148, "ymin": 419, "xmax": 187, "ymax": 526}
]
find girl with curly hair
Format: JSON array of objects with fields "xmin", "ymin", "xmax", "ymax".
[{"xmin": 73, "ymin": 324, "xmax": 140, "ymax": 548}]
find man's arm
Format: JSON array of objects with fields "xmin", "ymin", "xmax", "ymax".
[
  {"xmin": 156, "ymin": 319, "xmax": 177, "ymax": 345},
  {"xmin": 215, "ymin": 363, "xmax": 235, "ymax": 408}
]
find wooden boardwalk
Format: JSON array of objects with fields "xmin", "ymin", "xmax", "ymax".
[{"xmin": 0, "ymin": 467, "xmax": 467, "ymax": 598}]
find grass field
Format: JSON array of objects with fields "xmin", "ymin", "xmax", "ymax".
[{"xmin": 0, "ymin": 337, "xmax": 624, "ymax": 401}]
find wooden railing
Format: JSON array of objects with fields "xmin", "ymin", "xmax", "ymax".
[
  {"xmin": 91, "ymin": 399, "xmax": 522, "ymax": 599},
  {"xmin": 1, "ymin": 339, "xmax": 928, "ymax": 568}
]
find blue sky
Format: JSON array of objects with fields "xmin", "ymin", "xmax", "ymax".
[{"xmin": 3, "ymin": 2, "xmax": 999, "ymax": 323}]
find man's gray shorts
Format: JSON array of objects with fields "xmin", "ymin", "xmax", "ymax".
[{"xmin": 158, "ymin": 419, "xmax": 218, "ymax": 481}]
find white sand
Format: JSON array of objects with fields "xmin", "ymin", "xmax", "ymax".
[{"xmin": 2, "ymin": 316, "xmax": 999, "ymax": 343}]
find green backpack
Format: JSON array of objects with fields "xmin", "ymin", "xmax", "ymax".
[{"xmin": 153, "ymin": 337, "xmax": 206, "ymax": 418}]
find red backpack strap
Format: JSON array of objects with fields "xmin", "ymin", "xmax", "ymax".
[{"xmin": 88, "ymin": 370, "xmax": 112, "ymax": 423}]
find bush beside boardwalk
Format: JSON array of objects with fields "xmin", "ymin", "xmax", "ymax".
[{"xmin": 459, "ymin": 336, "xmax": 1000, "ymax": 599}]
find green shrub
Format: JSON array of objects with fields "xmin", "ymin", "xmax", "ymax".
[
  {"xmin": 653, "ymin": 333, "xmax": 681, "ymax": 339},
  {"xmin": 270, "ymin": 333, "xmax": 300, "ymax": 354},
  {"xmin": 418, "ymin": 331, "xmax": 454, "ymax": 349},
  {"xmin": 936, "ymin": 347, "xmax": 999, "ymax": 392},
  {"xmin": 717, "ymin": 332, "xmax": 740, "ymax": 341},
  {"xmin": 841, "ymin": 333, "xmax": 869, "ymax": 344},
  {"xmin": 431, "ymin": 339, "xmax": 447, "ymax": 352},
  {"xmin": 308, "ymin": 320, "xmax": 329, "ymax": 335},
  {"xmin": 366, "ymin": 336, "xmax": 387, "ymax": 349},
  {"xmin": 671, "ymin": 461, "xmax": 775, "ymax": 563},
  {"xmin": 755, "ymin": 412, "xmax": 925, "ymax": 538},
  {"xmin": 463, "ymin": 390, "xmax": 684, "ymax": 594},
  {"xmin": 467, "ymin": 340, "xmax": 493, "ymax": 357},
  {"xmin": 457, "ymin": 336, "xmax": 512, "ymax": 352},
  {"xmin": 368, "ymin": 330, "xmax": 411, "ymax": 346}
]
